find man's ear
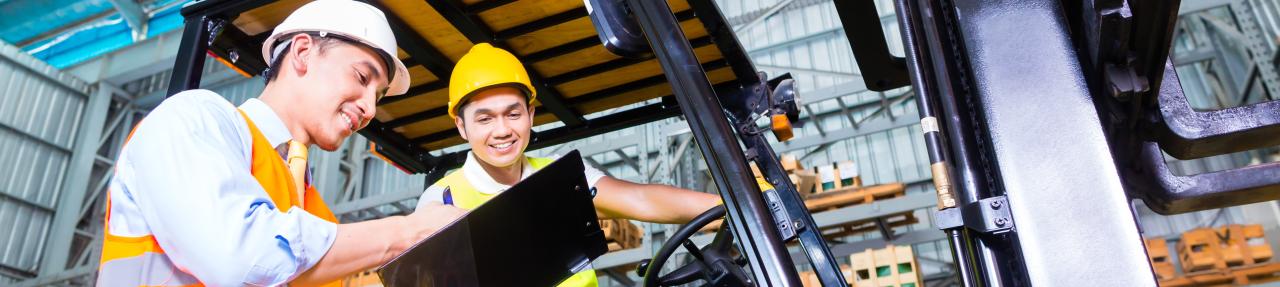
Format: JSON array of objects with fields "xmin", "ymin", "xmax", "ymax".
[
  {"xmin": 288, "ymin": 33, "xmax": 315, "ymax": 78},
  {"xmin": 454, "ymin": 115, "xmax": 468, "ymax": 141}
]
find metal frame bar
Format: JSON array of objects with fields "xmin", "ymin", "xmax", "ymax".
[
  {"xmin": 833, "ymin": 0, "xmax": 910, "ymax": 91},
  {"xmin": 593, "ymin": 184, "xmax": 935, "ymax": 270},
  {"xmin": 165, "ymin": 15, "xmax": 211, "ymax": 96},
  {"xmin": 494, "ymin": 7, "xmax": 587, "ymax": 41},
  {"xmin": 515, "ymin": 5, "xmax": 696, "ymax": 64},
  {"xmin": 546, "ymin": 36, "xmax": 714, "ymax": 85},
  {"xmin": 688, "ymin": 0, "xmax": 761, "ymax": 86},
  {"xmin": 463, "ymin": 0, "xmax": 515, "ymax": 14},
  {"xmin": 627, "ymin": 0, "xmax": 802, "ymax": 284},
  {"xmin": 407, "ymin": 60, "xmax": 730, "ymax": 146},
  {"xmin": 39, "ymin": 83, "xmax": 114, "ymax": 275},
  {"xmin": 526, "ymin": 98, "xmax": 682, "ymax": 151}
]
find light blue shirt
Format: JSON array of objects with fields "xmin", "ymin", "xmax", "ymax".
[{"xmin": 106, "ymin": 90, "xmax": 337, "ymax": 286}]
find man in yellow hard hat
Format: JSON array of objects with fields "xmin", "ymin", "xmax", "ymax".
[
  {"xmin": 414, "ymin": 43, "xmax": 722, "ymax": 286},
  {"xmin": 98, "ymin": 1, "xmax": 464, "ymax": 285}
]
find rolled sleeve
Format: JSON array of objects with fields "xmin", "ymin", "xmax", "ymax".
[
  {"xmin": 416, "ymin": 184, "xmax": 448, "ymax": 210},
  {"xmin": 582, "ymin": 159, "xmax": 607, "ymax": 189}
]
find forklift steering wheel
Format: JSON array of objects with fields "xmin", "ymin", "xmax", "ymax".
[{"xmin": 638, "ymin": 205, "xmax": 752, "ymax": 286}]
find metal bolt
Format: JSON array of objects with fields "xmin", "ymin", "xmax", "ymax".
[
  {"xmin": 575, "ymin": 185, "xmax": 583, "ymax": 192},
  {"xmin": 994, "ymin": 217, "xmax": 1008, "ymax": 227},
  {"xmin": 793, "ymin": 220, "xmax": 805, "ymax": 230},
  {"xmin": 989, "ymin": 200, "xmax": 1002, "ymax": 210}
]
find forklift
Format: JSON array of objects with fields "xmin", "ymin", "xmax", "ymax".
[{"xmin": 165, "ymin": 0, "xmax": 1280, "ymax": 286}]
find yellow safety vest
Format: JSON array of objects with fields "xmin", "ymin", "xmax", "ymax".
[
  {"xmin": 430, "ymin": 156, "xmax": 600, "ymax": 287},
  {"xmin": 96, "ymin": 110, "xmax": 340, "ymax": 286}
]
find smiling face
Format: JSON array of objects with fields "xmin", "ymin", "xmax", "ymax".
[
  {"xmin": 454, "ymin": 86, "xmax": 533, "ymax": 168},
  {"xmin": 281, "ymin": 33, "xmax": 389, "ymax": 151}
]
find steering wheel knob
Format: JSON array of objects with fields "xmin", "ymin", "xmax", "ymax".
[{"xmin": 636, "ymin": 259, "xmax": 651, "ymax": 277}]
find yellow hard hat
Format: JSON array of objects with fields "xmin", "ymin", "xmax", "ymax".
[{"xmin": 448, "ymin": 43, "xmax": 537, "ymax": 119}]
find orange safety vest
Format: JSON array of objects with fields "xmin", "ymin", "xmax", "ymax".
[{"xmin": 96, "ymin": 110, "xmax": 339, "ymax": 286}]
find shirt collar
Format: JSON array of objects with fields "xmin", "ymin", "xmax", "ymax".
[
  {"xmin": 461, "ymin": 152, "xmax": 536, "ymax": 195},
  {"xmin": 239, "ymin": 98, "xmax": 293, "ymax": 148}
]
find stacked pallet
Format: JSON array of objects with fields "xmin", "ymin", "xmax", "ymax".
[
  {"xmin": 600, "ymin": 218, "xmax": 643, "ymax": 252},
  {"xmin": 850, "ymin": 245, "xmax": 922, "ymax": 287},
  {"xmin": 1154, "ymin": 224, "xmax": 1280, "ymax": 286},
  {"xmin": 1177, "ymin": 224, "xmax": 1272, "ymax": 271},
  {"xmin": 798, "ymin": 264, "xmax": 855, "ymax": 287},
  {"xmin": 805, "ymin": 182, "xmax": 914, "ymax": 239},
  {"xmin": 1219, "ymin": 224, "xmax": 1274, "ymax": 268},
  {"xmin": 1178, "ymin": 228, "xmax": 1226, "ymax": 273},
  {"xmin": 1144, "ymin": 237, "xmax": 1176, "ymax": 280}
]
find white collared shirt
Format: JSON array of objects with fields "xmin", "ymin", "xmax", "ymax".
[
  {"xmin": 106, "ymin": 90, "xmax": 336, "ymax": 286},
  {"xmin": 415, "ymin": 152, "xmax": 606, "ymax": 209}
]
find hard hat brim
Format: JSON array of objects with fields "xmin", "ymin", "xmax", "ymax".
[{"xmin": 262, "ymin": 30, "xmax": 410, "ymax": 97}]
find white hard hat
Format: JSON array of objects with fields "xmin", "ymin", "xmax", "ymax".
[{"xmin": 262, "ymin": 0, "xmax": 410, "ymax": 96}]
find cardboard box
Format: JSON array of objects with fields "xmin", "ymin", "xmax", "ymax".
[{"xmin": 851, "ymin": 245, "xmax": 921, "ymax": 287}]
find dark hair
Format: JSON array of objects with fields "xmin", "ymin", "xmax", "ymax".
[{"xmin": 261, "ymin": 32, "xmax": 344, "ymax": 84}]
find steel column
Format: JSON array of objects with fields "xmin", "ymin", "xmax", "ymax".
[
  {"xmin": 40, "ymin": 83, "xmax": 113, "ymax": 275},
  {"xmin": 626, "ymin": 0, "xmax": 801, "ymax": 285},
  {"xmin": 166, "ymin": 15, "xmax": 211, "ymax": 97}
]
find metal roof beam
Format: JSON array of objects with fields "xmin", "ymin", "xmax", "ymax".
[{"xmin": 107, "ymin": 0, "xmax": 148, "ymax": 40}]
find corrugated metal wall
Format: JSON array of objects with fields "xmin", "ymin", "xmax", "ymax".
[{"xmin": 0, "ymin": 41, "xmax": 91, "ymax": 282}]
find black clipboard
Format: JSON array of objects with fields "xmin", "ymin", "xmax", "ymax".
[{"xmin": 377, "ymin": 150, "xmax": 608, "ymax": 286}]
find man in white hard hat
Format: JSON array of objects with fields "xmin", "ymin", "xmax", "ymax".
[
  {"xmin": 97, "ymin": 1, "xmax": 463, "ymax": 285},
  {"xmin": 415, "ymin": 43, "xmax": 724, "ymax": 287}
]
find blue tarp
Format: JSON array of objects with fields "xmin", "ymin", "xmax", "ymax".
[{"xmin": 1, "ymin": 0, "xmax": 189, "ymax": 68}]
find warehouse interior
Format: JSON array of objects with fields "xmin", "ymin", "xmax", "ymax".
[{"xmin": 0, "ymin": 0, "xmax": 1279, "ymax": 286}]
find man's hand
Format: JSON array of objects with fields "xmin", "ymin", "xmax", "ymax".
[{"xmin": 293, "ymin": 202, "xmax": 466, "ymax": 285}]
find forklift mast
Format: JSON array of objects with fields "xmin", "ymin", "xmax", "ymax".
[
  {"xmin": 842, "ymin": 0, "xmax": 1280, "ymax": 285},
  {"xmin": 164, "ymin": 0, "xmax": 1280, "ymax": 286}
]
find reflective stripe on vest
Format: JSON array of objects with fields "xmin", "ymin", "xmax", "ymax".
[
  {"xmin": 431, "ymin": 156, "xmax": 599, "ymax": 287},
  {"xmin": 97, "ymin": 110, "xmax": 340, "ymax": 286}
]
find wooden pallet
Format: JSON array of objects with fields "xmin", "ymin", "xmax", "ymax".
[
  {"xmin": 1146, "ymin": 237, "xmax": 1177, "ymax": 280},
  {"xmin": 799, "ymin": 264, "xmax": 856, "ymax": 287},
  {"xmin": 1160, "ymin": 261, "xmax": 1280, "ymax": 287},
  {"xmin": 819, "ymin": 211, "xmax": 918, "ymax": 239},
  {"xmin": 804, "ymin": 183, "xmax": 907, "ymax": 211},
  {"xmin": 850, "ymin": 245, "xmax": 922, "ymax": 287},
  {"xmin": 1179, "ymin": 228, "xmax": 1225, "ymax": 273},
  {"xmin": 600, "ymin": 218, "xmax": 643, "ymax": 252},
  {"xmin": 1178, "ymin": 224, "xmax": 1274, "ymax": 274}
]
